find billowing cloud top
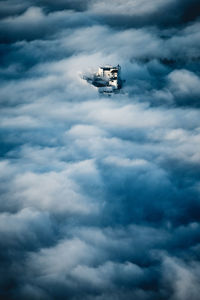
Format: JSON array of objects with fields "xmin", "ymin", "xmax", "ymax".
[{"xmin": 0, "ymin": 0, "xmax": 200, "ymax": 299}]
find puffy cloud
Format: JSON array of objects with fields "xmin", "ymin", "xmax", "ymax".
[
  {"xmin": 168, "ymin": 69, "xmax": 200, "ymax": 101},
  {"xmin": 162, "ymin": 256, "xmax": 200, "ymax": 300},
  {"xmin": 0, "ymin": 6, "xmax": 94, "ymax": 43},
  {"xmin": 89, "ymin": 0, "xmax": 200, "ymax": 28},
  {"xmin": 0, "ymin": 0, "xmax": 200, "ymax": 299},
  {"xmin": 91, "ymin": 0, "xmax": 175, "ymax": 17}
]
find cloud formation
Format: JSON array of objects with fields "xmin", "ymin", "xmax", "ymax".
[{"xmin": 0, "ymin": 0, "xmax": 200, "ymax": 299}]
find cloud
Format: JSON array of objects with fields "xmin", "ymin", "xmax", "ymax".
[
  {"xmin": 89, "ymin": 0, "xmax": 200, "ymax": 28},
  {"xmin": 168, "ymin": 69, "xmax": 200, "ymax": 102},
  {"xmin": 36, "ymin": 0, "xmax": 91, "ymax": 12},
  {"xmin": 162, "ymin": 256, "xmax": 200, "ymax": 300},
  {"xmin": 0, "ymin": 0, "xmax": 31, "ymax": 19},
  {"xmin": 91, "ymin": 0, "xmax": 174, "ymax": 17},
  {"xmin": 0, "ymin": 6, "xmax": 94, "ymax": 43},
  {"xmin": 0, "ymin": 0, "xmax": 200, "ymax": 299}
]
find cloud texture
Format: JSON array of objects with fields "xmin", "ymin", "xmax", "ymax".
[{"xmin": 0, "ymin": 0, "xmax": 200, "ymax": 299}]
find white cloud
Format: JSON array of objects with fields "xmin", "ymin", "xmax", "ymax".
[
  {"xmin": 90, "ymin": 0, "xmax": 174, "ymax": 16},
  {"xmin": 168, "ymin": 69, "xmax": 200, "ymax": 97},
  {"xmin": 162, "ymin": 256, "xmax": 200, "ymax": 300}
]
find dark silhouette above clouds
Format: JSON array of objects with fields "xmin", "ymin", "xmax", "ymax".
[{"xmin": 0, "ymin": 0, "xmax": 200, "ymax": 299}]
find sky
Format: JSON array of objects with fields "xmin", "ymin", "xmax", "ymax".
[{"xmin": 0, "ymin": 0, "xmax": 200, "ymax": 299}]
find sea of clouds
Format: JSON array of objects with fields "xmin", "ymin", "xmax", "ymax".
[{"xmin": 0, "ymin": 0, "xmax": 200, "ymax": 299}]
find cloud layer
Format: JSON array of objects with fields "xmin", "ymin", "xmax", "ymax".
[{"xmin": 0, "ymin": 0, "xmax": 200, "ymax": 299}]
